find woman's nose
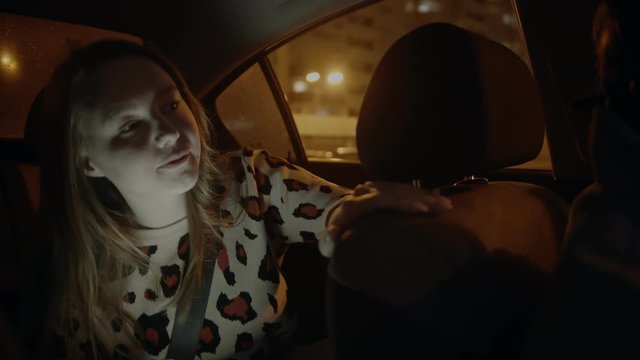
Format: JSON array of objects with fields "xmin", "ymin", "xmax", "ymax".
[{"xmin": 154, "ymin": 118, "xmax": 180, "ymax": 148}]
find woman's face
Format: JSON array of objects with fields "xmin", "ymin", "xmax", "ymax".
[{"xmin": 78, "ymin": 57, "xmax": 201, "ymax": 199}]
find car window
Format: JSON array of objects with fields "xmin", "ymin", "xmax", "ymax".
[
  {"xmin": 0, "ymin": 13, "xmax": 140, "ymax": 139},
  {"xmin": 215, "ymin": 62, "xmax": 302, "ymax": 164},
  {"xmin": 269, "ymin": 0, "xmax": 551, "ymax": 170}
]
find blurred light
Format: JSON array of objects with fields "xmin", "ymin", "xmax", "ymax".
[
  {"xmin": 306, "ymin": 72, "xmax": 320, "ymax": 82},
  {"xmin": 293, "ymin": 80, "xmax": 308, "ymax": 93},
  {"xmin": 316, "ymin": 107, "xmax": 330, "ymax": 116},
  {"xmin": 502, "ymin": 13, "xmax": 515, "ymax": 26},
  {"xmin": 417, "ymin": 3, "xmax": 431, "ymax": 13},
  {"xmin": 404, "ymin": 1, "xmax": 415, "ymax": 12},
  {"xmin": 1, "ymin": 53, "xmax": 17, "ymax": 71},
  {"xmin": 305, "ymin": 150, "xmax": 334, "ymax": 159},
  {"xmin": 336, "ymin": 146, "xmax": 358, "ymax": 155},
  {"xmin": 327, "ymin": 71, "xmax": 344, "ymax": 85},
  {"xmin": 417, "ymin": 0, "xmax": 441, "ymax": 14}
]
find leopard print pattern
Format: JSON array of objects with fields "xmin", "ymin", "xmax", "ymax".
[{"xmin": 56, "ymin": 149, "xmax": 348, "ymax": 359}]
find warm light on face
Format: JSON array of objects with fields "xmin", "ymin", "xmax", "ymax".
[
  {"xmin": 327, "ymin": 71, "xmax": 344, "ymax": 85},
  {"xmin": 306, "ymin": 72, "xmax": 320, "ymax": 82}
]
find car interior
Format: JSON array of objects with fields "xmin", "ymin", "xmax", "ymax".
[
  {"xmin": 326, "ymin": 21, "xmax": 568, "ymax": 359},
  {"xmin": 1, "ymin": 0, "xmax": 638, "ymax": 358}
]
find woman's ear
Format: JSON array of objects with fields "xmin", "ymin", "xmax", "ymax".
[{"xmin": 83, "ymin": 158, "xmax": 105, "ymax": 177}]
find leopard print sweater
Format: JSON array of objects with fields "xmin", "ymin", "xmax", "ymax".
[{"xmin": 57, "ymin": 149, "xmax": 348, "ymax": 359}]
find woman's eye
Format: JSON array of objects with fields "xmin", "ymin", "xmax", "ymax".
[{"xmin": 119, "ymin": 120, "xmax": 141, "ymax": 135}]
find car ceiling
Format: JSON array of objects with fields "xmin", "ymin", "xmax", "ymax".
[{"xmin": 5, "ymin": 0, "xmax": 375, "ymax": 97}]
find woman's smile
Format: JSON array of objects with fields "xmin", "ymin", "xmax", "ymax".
[{"xmin": 158, "ymin": 151, "xmax": 191, "ymax": 170}]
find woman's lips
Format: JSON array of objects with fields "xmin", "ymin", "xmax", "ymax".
[{"xmin": 159, "ymin": 152, "xmax": 190, "ymax": 169}]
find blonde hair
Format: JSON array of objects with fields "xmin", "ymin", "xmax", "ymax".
[{"xmin": 40, "ymin": 40, "xmax": 229, "ymax": 357}]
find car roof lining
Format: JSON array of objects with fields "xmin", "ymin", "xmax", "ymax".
[{"xmin": 4, "ymin": 0, "xmax": 376, "ymax": 97}]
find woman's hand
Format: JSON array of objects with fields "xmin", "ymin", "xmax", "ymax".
[{"xmin": 319, "ymin": 181, "xmax": 453, "ymax": 257}]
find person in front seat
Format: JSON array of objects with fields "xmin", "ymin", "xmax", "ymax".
[
  {"xmin": 38, "ymin": 40, "xmax": 452, "ymax": 359},
  {"xmin": 565, "ymin": 0, "xmax": 640, "ymax": 280},
  {"xmin": 522, "ymin": 1, "xmax": 640, "ymax": 358}
]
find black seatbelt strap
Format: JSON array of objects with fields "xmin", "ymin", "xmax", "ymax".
[{"xmin": 166, "ymin": 253, "xmax": 216, "ymax": 360}]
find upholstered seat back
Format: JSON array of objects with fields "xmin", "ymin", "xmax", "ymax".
[
  {"xmin": 356, "ymin": 22, "xmax": 545, "ymax": 184},
  {"xmin": 327, "ymin": 23, "xmax": 569, "ymax": 359}
]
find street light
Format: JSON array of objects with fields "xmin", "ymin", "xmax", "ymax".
[
  {"xmin": 306, "ymin": 71, "xmax": 320, "ymax": 82},
  {"xmin": 293, "ymin": 80, "xmax": 308, "ymax": 93},
  {"xmin": 327, "ymin": 71, "xmax": 344, "ymax": 85},
  {"xmin": 1, "ymin": 52, "xmax": 17, "ymax": 72}
]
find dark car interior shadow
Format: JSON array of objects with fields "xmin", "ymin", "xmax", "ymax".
[{"xmin": 325, "ymin": 22, "xmax": 568, "ymax": 360}]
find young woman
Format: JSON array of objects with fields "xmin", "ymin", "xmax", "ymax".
[{"xmin": 40, "ymin": 40, "xmax": 451, "ymax": 359}]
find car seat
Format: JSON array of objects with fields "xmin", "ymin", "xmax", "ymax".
[
  {"xmin": 521, "ymin": 105, "xmax": 640, "ymax": 359},
  {"xmin": 0, "ymin": 89, "xmax": 52, "ymax": 359},
  {"xmin": 0, "ymin": 140, "xmax": 38, "ymax": 346},
  {"xmin": 325, "ymin": 23, "xmax": 568, "ymax": 359}
]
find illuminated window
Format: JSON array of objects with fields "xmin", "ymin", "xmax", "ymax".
[{"xmin": 269, "ymin": 0, "xmax": 550, "ymax": 170}]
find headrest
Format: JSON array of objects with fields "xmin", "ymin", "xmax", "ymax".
[{"xmin": 357, "ymin": 23, "xmax": 545, "ymax": 185}]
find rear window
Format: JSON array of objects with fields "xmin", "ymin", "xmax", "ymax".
[
  {"xmin": 270, "ymin": 0, "xmax": 550, "ymax": 170},
  {"xmin": 0, "ymin": 13, "xmax": 140, "ymax": 139}
]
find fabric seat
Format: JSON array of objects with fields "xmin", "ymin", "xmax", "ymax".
[
  {"xmin": 521, "ymin": 106, "xmax": 640, "ymax": 359},
  {"xmin": 0, "ymin": 157, "xmax": 38, "ymax": 314},
  {"xmin": 0, "ymin": 148, "xmax": 41, "ymax": 359},
  {"xmin": 326, "ymin": 23, "xmax": 568, "ymax": 359},
  {"xmin": 0, "ymin": 90, "xmax": 51, "ymax": 359}
]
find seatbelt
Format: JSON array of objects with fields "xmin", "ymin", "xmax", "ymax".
[{"xmin": 166, "ymin": 253, "xmax": 216, "ymax": 360}]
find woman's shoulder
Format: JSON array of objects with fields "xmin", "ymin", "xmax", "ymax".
[
  {"xmin": 218, "ymin": 148, "xmax": 304, "ymax": 191},
  {"xmin": 221, "ymin": 148, "xmax": 299, "ymax": 172},
  {"xmin": 218, "ymin": 148, "xmax": 348, "ymax": 202},
  {"xmin": 566, "ymin": 182, "xmax": 640, "ymax": 262},
  {"xmin": 569, "ymin": 182, "xmax": 638, "ymax": 234}
]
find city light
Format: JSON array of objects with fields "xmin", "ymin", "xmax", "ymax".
[
  {"xmin": 293, "ymin": 80, "xmax": 309, "ymax": 93},
  {"xmin": 417, "ymin": 3, "xmax": 431, "ymax": 13},
  {"xmin": 1, "ymin": 53, "xmax": 17, "ymax": 70},
  {"xmin": 404, "ymin": 1, "xmax": 415, "ymax": 13},
  {"xmin": 327, "ymin": 71, "xmax": 344, "ymax": 85},
  {"xmin": 306, "ymin": 71, "xmax": 320, "ymax": 82},
  {"xmin": 417, "ymin": 0, "xmax": 441, "ymax": 14},
  {"xmin": 502, "ymin": 13, "xmax": 515, "ymax": 26}
]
